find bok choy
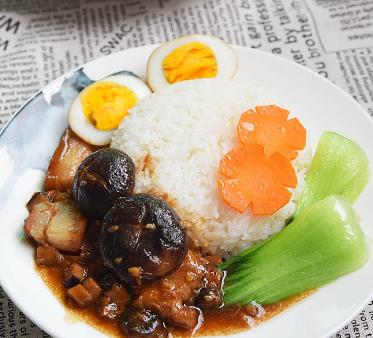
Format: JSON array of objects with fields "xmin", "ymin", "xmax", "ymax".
[
  {"xmin": 222, "ymin": 195, "xmax": 368, "ymax": 305},
  {"xmin": 294, "ymin": 131, "xmax": 370, "ymax": 218}
]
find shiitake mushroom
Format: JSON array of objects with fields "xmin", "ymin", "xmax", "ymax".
[
  {"xmin": 120, "ymin": 308, "xmax": 168, "ymax": 337},
  {"xmin": 100, "ymin": 194, "xmax": 188, "ymax": 285},
  {"xmin": 72, "ymin": 148, "xmax": 135, "ymax": 218}
]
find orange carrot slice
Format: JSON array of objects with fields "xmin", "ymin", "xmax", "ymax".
[
  {"xmin": 237, "ymin": 105, "xmax": 306, "ymax": 160},
  {"xmin": 217, "ymin": 144, "xmax": 297, "ymax": 215}
]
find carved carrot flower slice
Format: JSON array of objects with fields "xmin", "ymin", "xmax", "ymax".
[
  {"xmin": 217, "ymin": 144, "xmax": 297, "ymax": 215},
  {"xmin": 237, "ymin": 105, "xmax": 306, "ymax": 160}
]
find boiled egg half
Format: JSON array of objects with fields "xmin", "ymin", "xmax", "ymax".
[
  {"xmin": 147, "ymin": 35, "xmax": 238, "ymax": 91},
  {"xmin": 69, "ymin": 73, "xmax": 151, "ymax": 145}
]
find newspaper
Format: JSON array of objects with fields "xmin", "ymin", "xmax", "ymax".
[{"xmin": 0, "ymin": 0, "xmax": 372, "ymax": 337}]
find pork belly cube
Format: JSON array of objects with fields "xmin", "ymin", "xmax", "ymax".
[
  {"xmin": 36, "ymin": 246, "xmax": 65, "ymax": 266},
  {"xmin": 24, "ymin": 191, "xmax": 84, "ymax": 250},
  {"xmin": 67, "ymin": 284, "xmax": 93, "ymax": 307},
  {"xmin": 44, "ymin": 128, "xmax": 93, "ymax": 192},
  {"xmin": 24, "ymin": 202, "xmax": 56, "ymax": 243},
  {"xmin": 64, "ymin": 263, "xmax": 88, "ymax": 287},
  {"xmin": 26, "ymin": 191, "xmax": 59, "ymax": 211},
  {"xmin": 45, "ymin": 198, "xmax": 87, "ymax": 252},
  {"xmin": 82, "ymin": 277, "xmax": 102, "ymax": 300},
  {"xmin": 99, "ymin": 284, "xmax": 130, "ymax": 319}
]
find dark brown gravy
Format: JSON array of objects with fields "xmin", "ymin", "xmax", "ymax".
[{"xmin": 36, "ymin": 265, "xmax": 312, "ymax": 337}]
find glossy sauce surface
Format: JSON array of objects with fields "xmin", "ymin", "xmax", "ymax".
[{"xmin": 36, "ymin": 265, "xmax": 311, "ymax": 337}]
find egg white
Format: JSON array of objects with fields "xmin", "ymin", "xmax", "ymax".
[
  {"xmin": 69, "ymin": 73, "xmax": 151, "ymax": 146},
  {"xmin": 147, "ymin": 35, "xmax": 239, "ymax": 92}
]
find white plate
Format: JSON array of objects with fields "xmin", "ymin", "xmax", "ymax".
[{"xmin": 0, "ymin": 45, "xmax": 372, "ymax": 338}]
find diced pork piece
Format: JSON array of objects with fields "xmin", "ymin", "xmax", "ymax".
[
  {"xmin": 64, "ymin": 262, "xmax": 88, "ymax": 287},
  {"xmin": 44, "ymin": 128, "xmax": 94, "ymax": 192},
  {"xmin": 24, "ymin": 191, "xmax": 74, "ymax": 245},
  {"xmin": 36, "ymin": 246, "xmax": 65, "ymax": 266},
  {"xmin": 133, "ymin": 250, "xmax": 207, "ymax": 330},
  {"xmin": 67, "ymin": 284, "xmax": 93, "ymax": 307},
  {"xmin": 45, "ymin": 198, "xmax": 87, "ymax": 252},
  {"xmin": 82, "ymin": 277, "xmax": 102, "ymax": 300},
  {"xmin": 99, "ymin": 284, "xmax": 131, "ymax": 320},
  {"xmin": 26, "ymin": 191, "xmax": 59, "ymax": 211},
  {"xmin": 24, "ymin": 202, "xmax": 56, "ymax": 243}
]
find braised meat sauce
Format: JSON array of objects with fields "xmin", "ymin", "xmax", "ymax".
[{"xmin": 25, "ymin": 128, "xmax": 305, "ymax": 337}]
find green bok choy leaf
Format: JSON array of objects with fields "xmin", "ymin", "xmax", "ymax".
[
  {"xmin": 294, "ymin": 131, "xmax": 369, "ymax": 218},
  {"xmin": 222, "ymin": 195, "xmax": 368, "ymax": 305}
]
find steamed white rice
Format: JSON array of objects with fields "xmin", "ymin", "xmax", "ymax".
[{"xmin": 111, "ymin": 79, "xmax": 311, "ymax": 256}]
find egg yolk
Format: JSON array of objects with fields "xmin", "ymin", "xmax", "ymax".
[
  {"xmin": 81, "ymin": 81, "xmax": 138, "ymax": 131},
  {"xmin": 162, "ymin": 42, "xmax": 218, "ymax": 84}
]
